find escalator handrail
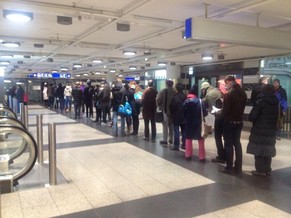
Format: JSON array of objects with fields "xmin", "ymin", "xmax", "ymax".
[
  {"xmin": 0, "ymin": 125, "xmax": 37, "ymax": 181},
  {"xmin": 0, "ymin": 107, "xmax": 17, "ymax": 119},
  {"xmin": 0, "ymin": 124, "xmax": 28, "ymax": 162},
  {"xmin": 0, "ymin": 116, "xmax": 26, "ymax": 129}
]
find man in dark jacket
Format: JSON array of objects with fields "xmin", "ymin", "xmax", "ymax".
[
  {"xmin": 142, "ymin": 80, "xmax": 158, "ymax": 142},
  {"xmin": 221, "ymin": 75, "xmax": 247, "ymax": 174},
  {"xmin": 169, "ymin": 83, "xmax": 186, "ymax": 150},
  {"xmin": 83, "ymin": 80, "xmax": 94, "ymax": 118},
  {"xmin": 99, "ymin": 82, "xmax": 111, "ymax": 125},
  {"xmin": 72, "ymin": 82, "xmax": 83, "ymax": 119},
  {"xmin": 111, "ymin": 80, "xmax": 123, "ymax": 136},
  {"xmin": 156, "ymin": 79, "xmax": 176, "ymax": 145}
]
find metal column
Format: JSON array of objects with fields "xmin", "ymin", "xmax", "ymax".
[
  {"xmin": 48, "ymin": 123, "xmax": 57, "ymax": 185},
  {"xmin": 36, "ymin": 115, "xmax": 43, "ymax": 164}
]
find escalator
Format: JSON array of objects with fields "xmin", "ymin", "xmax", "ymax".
[{"xmin": 0, "ymin": 106, "xmax": 37, "ymax": 185}]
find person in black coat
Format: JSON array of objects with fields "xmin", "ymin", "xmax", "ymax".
[
  {"xmin": 129, "ymin": 84, "xmax": 141, "ymax": 135},
  {"xmin": 72, "ymin": 82, "xmax": 83, "ymax": 119},
  {"xmin": 169, "ymin": 83, "xmax": 186, "ymax": 150},
  {"xmin": 142, "ymin": 80, "xmax": 158, "ymax": 142},
  {"xmin": 111, "ymin": 80, "xmax": 123, "ymax": 136},
  {"xmin": 247, "ymin": 84, "xmax": 278, "ymax": 176}
]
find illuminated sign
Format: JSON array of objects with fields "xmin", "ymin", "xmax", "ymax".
[{"xmin": 27, "ymin": 73, "xmax": 71, "ymax": 79}]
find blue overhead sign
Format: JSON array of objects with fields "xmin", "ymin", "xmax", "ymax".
[
  {"xmin": 27, "ymin": 72, "xmax": 71, "ymax": 79},
  {"xmin": 184, "ymin": 18, "xmax": 192, "ymax": 39}
]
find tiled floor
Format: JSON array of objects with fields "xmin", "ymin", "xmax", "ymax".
[{"xmin": 1, "ymin": 105, "xmax": 291, "ymax": 218}]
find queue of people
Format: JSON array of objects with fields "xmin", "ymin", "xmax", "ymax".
[{"xmin": 37, "ymin": 75, "xmax": 287, "ymax": 177}]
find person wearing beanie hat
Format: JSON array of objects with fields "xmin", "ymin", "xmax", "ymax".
[
  {"xmin": 273, "ymin": 78, "xmax": 287, "ymax": 140},
  {"xmin": 200, "ymin": 81, "xmax": 225, "ymax": 163},
  {"xmin": 220, "ymin": 75, "xmax": 247, "ymax": 174},
  {"xmin": 156, "ymin": 79, "xmax": 177, "ymax": 145}
]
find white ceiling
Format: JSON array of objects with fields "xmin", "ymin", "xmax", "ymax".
[{"xmin": 1, "ymin": 0, "xmax": 291, "ymax": 79}]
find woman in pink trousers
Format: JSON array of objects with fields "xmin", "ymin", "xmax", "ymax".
[{"xmin": 183, "ymin": 86, "xmax": 208, "ymax": 161}]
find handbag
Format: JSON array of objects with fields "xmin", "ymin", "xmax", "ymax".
[
  {"xmin": 200, "ymin": 99, "xmax": 211, "ymax": 139},
  {"xmin": 118, "ymin": 96, "xmax": 132, "ymax": 116},
  {"xmin": 155, "ymin": 110, "xmax": 164, "ymax": 123}
]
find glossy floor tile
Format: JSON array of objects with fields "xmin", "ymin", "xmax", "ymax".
[{"xmin": 1, "ymin": 105, "xmax": 291, "ymax": 218}]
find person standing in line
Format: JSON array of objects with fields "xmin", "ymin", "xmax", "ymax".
[
  {"xmin": 273, "ymin": 78, "xmax": 288, "ymax": 140},
  {"xmin": 56, "ymin": 83, "xmax": 65, "ymax": 112},
  {"xmin": 200, "ymin": 81, "xmax": 225, "ymax": 163},
  {"xmin": 183, "ymin": 86, "xmax": 208, "ymax": 161},
  {"xmin": 83, "ymin": 80, "xmax": 94, "ymax": 118},
  {"xmin": 142, "ymin": 80, "xmax": 158, "ymax": 142},
  {"xmin": 247, "ymin": 84, "xmax": 278, "ymax": 176},
  {"xmin": 64, "ymin": 83, "xmax": 72, "ymax": 112},
  {"xmin": 72, "ymin": 82, "xmax": 83, "ymax": 119},
  {"xmin": 251, "ymin": 76, "xmax": 269, "ymax": 106},
  {"xmin": 15, "ymin": 84, "xmax": 24, "ymax": 113},
  {"xmin": 220, "ymin": 75, "xmax": 247, "ymax": 174},
  {"xmin": 129, "ymin": 84, "xmax": 142, "ymax": 135},
  {"xmin": 111, "ymin": 80, "xmax": 123, "ymax": 136},
  {"xmin": 42, "ymin": 83, "xmax": 49, "ymax": 107},
  {"xmin": 93, "ymin": 84, "xmax": 102, "ymax": 124},
  {"xmin": 169, "ymin": 83, "xmax": 186, "ymax": 150},
  {"xmin": 99, "ymin": 82, "xmax": 111, "ymax": 125},
  {"xmin": 156, "ymin": 79, "xmax": 176, "ymax": 145},
  {"xmin": 47, "ymin": 83, "xmax": 54, "ymax": 109}
]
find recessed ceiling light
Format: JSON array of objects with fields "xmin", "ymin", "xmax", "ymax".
[
  {"xmin": 0, "ymin": 61, "xmax": 10, "ymax": 65},
  {"xmin": 95, "ymin": 72, "xmax": 101, "ymax": 75},
  {"xmin": 129, "ymin": 66, "xmax": 137, "ymax": 70},
  {"xmin": 3, "ymin": 10, "xmax": 33, "ymax": 23},
  {"xmin": 73, "ymin": 63, "xmax": 82, "ymax": 68},
  {"xmin": 2, "ymin": 42, "xmax": 20, "ymax": 48},
  {"xmin": 0, "ymin": 55, "xmax": 13, "ymax": 58},
  {"xmin": 60, "ymin": 67, "xmax": 68, "ymax": 71},
  {"xmin": 51, "ymin": 70, "xmax": 58, "ymax": 73},
  {"xmin": 109, "ymin": 69, "xmax": 116, "ymax": 73},
  {"xmin": 202, "ymin": 54, "xmax": 213, "ymax": 60},
  {"xmin": 83, "ymin": 73, "xmax": 88, "ymax": 76},
  {"xmin": 4, "ymin": 80, "xmax": 12, "ymax": 83},
  {"xmin": 157, "ymin": 61, "xmax": 167, "ymax": 66},
  {"xmin": 92, "ymin": 59, "xmax": 103, "ymax": 63},
  {"xmin": 76, "ymin": 74, "xmax": 80, "ymax": 77},
  {"xmin": 123, "ymin": 51, "xmax": 136, "ymax": 56}
]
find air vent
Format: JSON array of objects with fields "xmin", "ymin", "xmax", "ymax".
[
  {"xmin": 57, "ymin": 16, "xmax": 73, "ymax": 25},
  {"xmin": 34, "ymin": 43, "xmax": 44, "ymax": 48},
  {"xmin": 17, "ymin": 61, "xmax": 24, "ymax": 64},
  {"xmin": 117, "ymin": 23, "xmax": 130, "ymax": 31},
  {"xmin": 145, "ymin": 63, "xmax": 151, "ymax": 67},
  {"xmin": 47, "ymin": 58, "xmax": 54, "ymax": 62},
  {"xmin": 141, "ymin": 66, "xmax": 145, "ymax": 70},
  {"xmin": 28, "ymin": 69, "xmax": 32, "ymax": 71},
  {"xmin": 87, "ymin": 64, "xmax": 92, "ymax": 67},
  {"xmin": 218, "ymin": 54, "xmax": 225, "ymax": 60},
  {"xmin": 170, "ymin": 62, "xmax": 176, "ymax": 66},
  {"xmin": 24, "ymin": 55, "xmax": 31, "ymax": 59}
]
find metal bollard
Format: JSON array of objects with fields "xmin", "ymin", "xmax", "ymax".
[
  {"xmin": 48, "ymin": 123, "xmax": 57, "ymax": 185},
  {"xmin": 20, "ymin": 103, "xmax": 25, "ymax": 124},
  {"xmin": 36, "ymin": 115, "xmax": 43, "ymax": 164},
  {"xmin": 24, "ymin": 104, "xmax": 28, "ymax": 130}
]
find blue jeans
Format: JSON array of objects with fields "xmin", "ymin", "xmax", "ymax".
[
  {"xmin": 223, "ymin": 121, "xmax": 243, "ymax": 170},
  {"xmin": 74, "ymin": 103, "xmax": 81, "ymax": 118},
  {"xmin": 173, "ymin": 124, "xmax": 185, "ymax": 149}
]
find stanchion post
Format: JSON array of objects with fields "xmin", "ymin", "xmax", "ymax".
[
  {"xmin": 24, "ymin": 104, "xmax": 28, "ymax": 130},
  {"xmin": 48, "ymin": 123, "xmax": 57, "ymax": 185},
  {"xmin": 36, "ymin": 115, "xmax": 43, "ymax": 164},
  {"xmin": 20, "ymin": 103, "xmax": 25, "ymax": 124}
]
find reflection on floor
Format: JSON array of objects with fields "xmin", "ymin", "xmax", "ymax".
[{"xmin": 1, "ymin": 105, "xmax": 291, "ymax": 218}]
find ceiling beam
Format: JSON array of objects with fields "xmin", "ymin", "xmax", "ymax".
[{"xmin": 190, "ymin": 18, "xmax": 291, "ymax": 50}]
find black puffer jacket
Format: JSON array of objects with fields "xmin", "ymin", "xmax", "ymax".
[{"xmin": 247, "ymin": 93, "xmax": 279, "ymax": 157}]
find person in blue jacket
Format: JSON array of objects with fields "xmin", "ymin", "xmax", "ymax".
[{"xmin": 273, "ymin": 78, "xmax": 288, "ymax": 140}]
